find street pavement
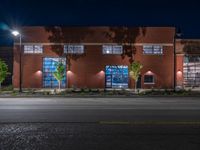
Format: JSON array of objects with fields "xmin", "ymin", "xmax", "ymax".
[
  {"xmin": 1, "ymin": 123, "xmax": 200, "ymax": 150},
  {"xmin": 0, "ymin": 97, "xmax": 200, "ymax": 123},
  {"xmin": 1, "ymin": 97, "xmax": 200, "ymax": 150}
]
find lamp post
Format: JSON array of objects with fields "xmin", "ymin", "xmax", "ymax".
[
  {"xmin": 173, "ymin": 28, "xmax": 181, "ymax": 91},
  {"xmin": 12, "ymin": 30, "xmax": 22, "ymax": 92}
]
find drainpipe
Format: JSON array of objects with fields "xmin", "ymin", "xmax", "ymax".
[
  {"xmin": 173, "ymin": 27, "xmax": 182, "ymax": 91},
  {"xmin": 173, "ymin": 32, "xmax": 176, "ymax": 91}
]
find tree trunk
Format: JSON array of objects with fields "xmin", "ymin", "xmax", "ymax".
[
  {"xmin": 58, "ymin": 81, "xmax": 61, "ymax": 90},
  {"xmin": 0, "ymin": 82, "xmax": 1, "ymax": 90},
  {"xmin": 135, "ymin": 79, "xmax": 137, "ymax": 93}
]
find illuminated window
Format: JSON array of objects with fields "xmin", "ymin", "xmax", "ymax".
[
  {"xmin": 183, "ymin": 56, "xmax": 200, "ymax": 86},
  {"xmin": 64, "ymin": 45, "xmax": 84, "ymax": 54},
  {"xmin": 24, "ymin": 45, "xmax": 43, "ymax": 54},
  {"xmin": 103, "ymin": 45, "xmax": 123, "ymax": 54},
  {"xmin": 143, "ymin": 45, "xmax": 163, "ymax": 54},
  {"xmin": 43, "ymin": 57, "xmax": 66, "ymax": 88},
  {"xmin": 144, "ymin": 75, "xmax": 154, "ymax": 84},
  {"xmin": 105, "ymin": 65, "xmax": 128, "ymax": 88}
]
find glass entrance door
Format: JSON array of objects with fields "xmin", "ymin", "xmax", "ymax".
[
  {"xmin": 43, "ymin": 57, "xmax": 66, "ymax": 88},
  {"xmin": 105, "ymin": 65, "xmax": 128, "ymax": 88},
  {"xmin": 105, "ymin": 74, "xmax": 112, "ymax": 88},
  {"xmin": 136, "ymin": 75, "xmax": 142, "ymax": 88}
]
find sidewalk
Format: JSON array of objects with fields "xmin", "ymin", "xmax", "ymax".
[{"xmin": 1, "ymin": 88, "xmax": 200, "ymax": 98}]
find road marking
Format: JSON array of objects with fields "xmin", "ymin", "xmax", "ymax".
[{"xmin": 99, "ymin": 121, "xmax": 200, "ymax": 125}]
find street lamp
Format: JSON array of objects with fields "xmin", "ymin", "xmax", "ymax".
[{"xmin": 12, "ymin": 30, "xmax": 22, "ymax": 92}]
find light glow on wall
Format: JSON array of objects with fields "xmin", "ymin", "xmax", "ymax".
[
  {"xmin": 177, "ymin": 70, "xmax": 182, "ymax": 76},
  {"xmin": 67, "ymin": 70, "xmax": 75, "ymax": 78},
  {"xmin": 96, "ymin": 70, "xmax": 105, "ymax": 78},
  {"xmin": 67, "ymin": 70, "xmax": 72, "ymax": 73},
  {"xmin": 35, "ymin": 70, "xmax": 42, "ymax": 76},
  {"xmin": 146, "ymin": 70, "xmax": 153, "ymax": 75},
  {"xmin": 67, "ymin": 70, "xmax": 73, "ymax": 76},
  {"xmin": 99, "ymin": 70, "xmax": 104, "ymax": 74}
]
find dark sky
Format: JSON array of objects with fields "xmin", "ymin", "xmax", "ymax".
[{"xmin": 0, "ymin": 0, "xmax": 200, "ymax": 45}]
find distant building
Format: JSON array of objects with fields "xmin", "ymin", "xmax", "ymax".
[
  {"xmin": 0, "ymin": 46, "xmax": 13, "ymax": 85},
  {"xmin": 12, "ymin": 26, "xmax": 199, "ymax": 89},
  {"xmin": 176, "ymin": 39, "xmax": 200, "ymax": 87}
]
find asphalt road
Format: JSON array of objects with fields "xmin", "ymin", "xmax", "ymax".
[
  {"xmin": 1, "ymin": 97, "xmax": 200, "ymax": 150},
  {"xmin": 0, "ymin": 97, "xmax": 200, "ymax": 123},
  {"xmin": 1, "ymin": 123, "xmax": 200, "ymax": 150}
]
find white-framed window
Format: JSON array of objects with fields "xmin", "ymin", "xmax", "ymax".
[
  {"xmin": 143, "ymin": 45, "xmax": 163, "ymax": 55},
  {"xmin": 102, "ymin": 45, "xmax": 123, "ymax": 54},
  {"xmin": 144, "ymin": 75, "xmax": 155, "ymax": 84},
  {"xmin": 64, "ymin": 45, "xmax": 84, "ymax": 54},
  {"xmin": 24, "ymin": 45, "xmax": 43, "ymax": 54}
]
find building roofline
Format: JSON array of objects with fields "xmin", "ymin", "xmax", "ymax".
[
  {"xmin": 20, "ymin": 25, "xmax": 176, "ymax": 27},
  {"xmin": 176, "ymin": 38, "xmax": 200, "ymax": 41}
]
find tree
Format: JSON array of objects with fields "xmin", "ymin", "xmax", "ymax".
[
  {"xmin": 129, "ymin": 61, "xmax": 143, "ymax": 92},
  {"xmin": 53, "ymin": 62, "xmax": 65, "ymax": 90},
  {"xmin": 45, "ymin": 27, "xmax": 93, "ymax": 70},
  {"xmin": 105, "ymin": 27, "xmax": 146, "ymax": 63},
  {"xmin": 0, "ymin": 59, "xmax": 9, "ymax": 89},
  {"xmin": 182, "ymin": 41, "xmax": 200, "ymax": 54}
]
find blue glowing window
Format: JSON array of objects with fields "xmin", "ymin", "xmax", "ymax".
[
  {"xmin": 43, "ymin": 57, "xmax": 66, "ymax": 88},
  {"xmin": 105, "ymin": 65, "xmax": 128, "ymax": 88}
]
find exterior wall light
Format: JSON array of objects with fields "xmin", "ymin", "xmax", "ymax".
[
  {"xmin": 177, "ymin": 70, "xmax": 182, "ymax": 75},
  {"xmin": 36, "ymin": 70, "xmax": 42, "ymax": 74},
  {"xmin": 146, "ymin": 71, "xmax": 153, "ymax": 75},
  {"xmin": 67, "ymin": 70, "xmax": 72, "ymax": 74},
  {"xmin": 100, "ymin": 70, "xmax": 104, "ymax": 74}
]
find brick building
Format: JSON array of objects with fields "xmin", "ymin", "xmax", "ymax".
[
  {"xmin": 176, "ymin": 39, "xmax": 200, "ymax": 87},
  {"xmin": 13, "ymin": 26, "xmax": 178, "ymax": 89}
]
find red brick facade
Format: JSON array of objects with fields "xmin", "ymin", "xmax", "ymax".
[{"xmin": 13, "ymin": 27, "xmax": 176, "ymax": 89}]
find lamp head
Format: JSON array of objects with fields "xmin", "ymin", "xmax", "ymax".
[
  {"xmin": 12, "ymin": 30, "xmax": 20, "ymax": 36},
  {"xmin": 176, "ymin": 28, "xmax": 182, "ymax": 37}
]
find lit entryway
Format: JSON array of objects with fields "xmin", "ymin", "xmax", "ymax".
[
  {"xmin": 105, "ymin": 65, "xmax": 129, "ymax": 88},
  {"xmin": 43, "ymin": 57, "xmax": 66, "ymax": 88}
]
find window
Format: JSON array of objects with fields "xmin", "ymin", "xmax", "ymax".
[
  {"xmin": 64, "ymin": 45, "xmax": 84, "ymax": 54},
  {"xmin": 43, "ymin": 58, "xmax": 66, "ymax": 88},
  {"xmin": 103, "ymin": 45, "xmax": 123, "ymax": 54},
  {"xmin": 24, "ymin": 45, "xmax": 43, "ymax": 54},
  {"xmin": 143, "ymin": 45, "xmax": 163, "ymax": 54},
  {"xmin": 144, "ymin": 75, "xmax": 154, "ymax": 84},
  {"xmin": 183, "ymin": 56, "xmax": 200, "ymax": 86},
  {"xmin": 105, "ymin": 65, "xmax": 128, "ymax": 88}
]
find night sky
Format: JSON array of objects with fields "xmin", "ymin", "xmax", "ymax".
[{"xmin": 0, "ymin": 0, "xmax": 200, "ymax": 45}]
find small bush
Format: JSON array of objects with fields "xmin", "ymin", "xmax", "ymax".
[
  {"xmin": 43, "ymin": 91, "xmax": 50, "ymax": 95},
  {"xmin": 84, "ymin": 88, "xmax": 90, "ymax": 93},
  {"xmin": 1, "ymin": 85, "xmax": 13, "ymax": 91},
  {"xmin": 91, "ymin": 89, "xmax": 98, "ymax": 92}
]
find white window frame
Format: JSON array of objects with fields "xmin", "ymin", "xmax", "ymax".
[
  {"xmin": 143, "ymin": 45, "xmax": 163, "ymax": 55},
  {"xmin": 64, "ymin": 45, "xmax": 84, "ymax": 54},
  {"xmin": 24, "ymin": 45, "xmax": 43, "ymax": 54},
  {"xmin": 102, "ymin": 45, "xmax": 123, "ymax": 54},
  {"xmin": 144, "ymin": 75, "xmax": 155, "ymax": 84}
]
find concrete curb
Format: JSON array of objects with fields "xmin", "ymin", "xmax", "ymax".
[{"xmin": 0, "ymin": 94, "xmax": 200, "ymax": 98}]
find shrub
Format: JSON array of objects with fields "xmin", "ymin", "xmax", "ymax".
[{"xmin": 1, "ymin": 85, "xmax": 13, "ymax": 91}]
